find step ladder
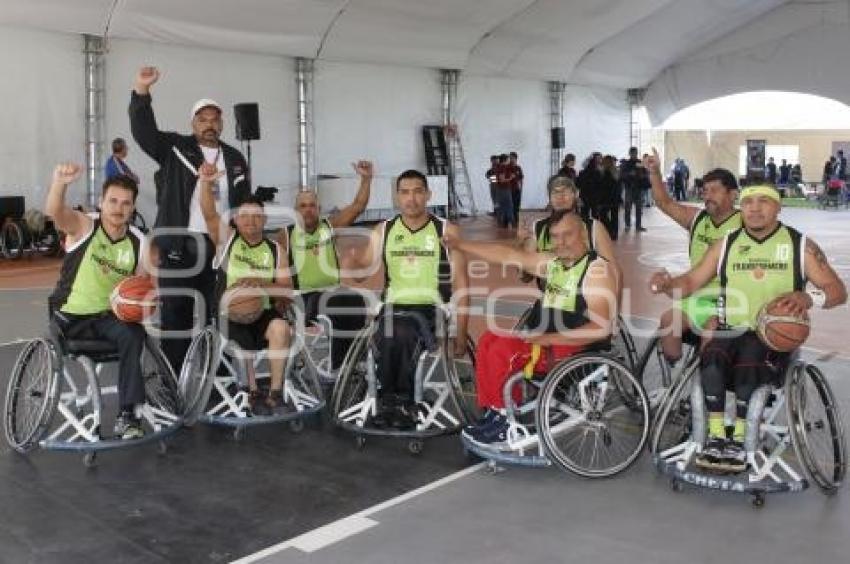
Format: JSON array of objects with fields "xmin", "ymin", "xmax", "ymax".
[{"xmin": 422, "ymin": 124, "xmax": 477, "ymax": 218}]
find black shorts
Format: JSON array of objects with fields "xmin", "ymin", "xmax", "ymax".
[
  {"xmin": 701, "ymin": 330, "xmax": 791, "ymax": 388},
  {"xmin": 224, "ymin": 309, "xmax": 285, "ymax": 352}
]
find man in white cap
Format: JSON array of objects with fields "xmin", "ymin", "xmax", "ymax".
[{"xmin": 129, "ymin": 66, "xmax": 251, "ymax": 372}]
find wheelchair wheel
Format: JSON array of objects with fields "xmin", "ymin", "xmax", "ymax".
[
  {"xmin": 786, "ymin": 363, "xmax": 847, "ymax": 494},
  {"xmin": 649, "ymin": 361, "xmax": 698, "ymax": 456},
  {"xmin": 444, "ymin": 335, "xmax": 478, "ymax": 425},
  {"xmin": 141, "ymin": 338, "xmax": 182, "ymax": 416},
  {"xmin": 2, "ymin": 221, "xmax": 24, "ymax": 260},
  {"xmin": 288, "ymin": 345, "xmax": 325, "ymax": 408},
  {"xmin": 330, "ymin": 325, "xmax": 373, "ymax": 417},
  {"xmin": 178, "ymin": 326, "xmax": 219, "ymax": 425},
  {"xmin": 536, "ymin": 355, "xmax": 650, "ymax": 478},
  {"xmin": 3, "ymin": 338, "xmax": 61, "ymax": 452},
  {"xmin": 38, "ymin": 223, "xmax": 62, "ymax": 257},
  {"xmin": 612, "ymin": 317, "xmax": 638, "ymax": 372}
]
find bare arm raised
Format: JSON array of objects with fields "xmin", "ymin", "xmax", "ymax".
[
  {"xmin": 44, "ymin": 163, "xmax": 92, "ymax": 246},
  {"xmin": 645, "ymin": 148, "xmax": 697, "ymax": 230},
  {"xmin": 329, "ymin": 160, "xmax": 373, "ymax": 228}
]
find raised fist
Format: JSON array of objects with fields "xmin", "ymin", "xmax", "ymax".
[
  {"xmin": 52, "ymin": 162, "xmax": 82, "ymax": 186},
  {"xmin": 135, "ymin": 66, "xmax": 160, "ymax": 91},
  {"xmin": 352, "ymin": 160, "xmax": 374, "ymax": 180},
  {"xmin": 198, "ymin": 162, "xmax": 224, "ymax": 184},
  {"xmin": 643, "ymin": 147, "xmax": 662, "ymax": 175}
]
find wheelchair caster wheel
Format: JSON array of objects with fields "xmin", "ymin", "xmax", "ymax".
[
  {"xmin": 407, "ymin": 439, "xmax": 424, "ymax": 456},
  {"xmin": 233, "ymin": 427, "xmax": 245, "ymax": 441},
  {"xmin": 485, "ymin": 460, "xmax": 505, "ymax": 475},
  {"xmin": 355, "ymin": 435, "xmax": 366, "ymax": 450},
  {"xmin": 289, "ymin": 419, "xmax": 305, "ymax": 434},
  {"xmin": 83, "ymin": 452, "xmax": 97, "ymax": 468},
  {"xmin": 670, "ymin": 479, "xmax": 682, "ymax": 492},
  {"xmin": 157, "ymin": 441, "xmax": 168, "ymax": 455},
  {"xmin": 752, "ymin": 494, "xmax": 766, "ymax": 508}
]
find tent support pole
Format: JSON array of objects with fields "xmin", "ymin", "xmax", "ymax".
[
  {"xmin": 84, "ymin": 34, "xmax": 106, "ymax": 209},
  {"xmin": 549, "ymin": 81, "xmax": 566, "ymax": 176},
  {"xmin": 296, "ymin": 58, "xmax": 315, "ymax": 190}
]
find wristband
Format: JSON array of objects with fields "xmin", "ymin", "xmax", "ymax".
[{"xmin": 807, "ymin": 289, "xmax": 826, "ymax": 308}]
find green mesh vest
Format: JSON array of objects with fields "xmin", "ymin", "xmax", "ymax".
[
  {"xmin": 718, "ymin": 224, "xmax": 805, "ymax": 329},
  {"xmin": 382, "ymin": 214, "xmax": 451, "ymax": 305},
  {"xmin": 286, "ymin": 218, "xmax": 340, "ymax": 291}
]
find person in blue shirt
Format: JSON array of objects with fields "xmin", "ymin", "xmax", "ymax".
[{"xmin": 104, "ymin": 138, "xmax": 139, "ymax": 184}]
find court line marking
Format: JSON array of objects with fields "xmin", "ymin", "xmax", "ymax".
[{"xmin": 231, "ymin": 462, "xmax": 486, "ymax": 562}]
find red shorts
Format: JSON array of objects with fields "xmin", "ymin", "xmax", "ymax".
[{"xmin": 474, "ymin": 330, "xmax": 583, "ymax": 409}]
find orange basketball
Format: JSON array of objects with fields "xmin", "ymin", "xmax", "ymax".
[
  {"xmin": 756, "ymin": 297, "xmax": 811, "ymax": 352},
  {"xmin": 221, "ymin": 286, "xmax": 264, "ymax": 324},
  {"xmin": 110, "ymin": 275, "xmax": 157, "ymax": 323}
]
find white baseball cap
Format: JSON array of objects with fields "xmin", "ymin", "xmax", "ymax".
[{"xmin": 191, "ymin": 98, "xmax": 222, "ymax": 119}]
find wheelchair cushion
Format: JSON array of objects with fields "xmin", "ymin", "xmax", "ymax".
[{"xmin": 65, "ymin": 339, "xmax": 118, "ymax": 356}]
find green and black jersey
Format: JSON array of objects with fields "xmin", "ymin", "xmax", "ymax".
[
  {"xmin": 286, "ymin": 218, "xmax": 340, "ymax": 292},
  {"xmin": 688, "ymin": 209, "xmax": 741, "ymax": 292},
  {"xmin": 381, "ymin": 214, "xmax": 452, "ymax": 305},
  {"xmin": 540, "ymin": 251, "xmax": 601, "ymax": 330},
  {"xmin": 49, "ymin": 218, "xmax": 144, "ymax": 315},
  {"xmin": 215, "ymin": 232, "xmax": 280, "ymax": 310},
  {"xmin": 718, "ymin": 223, "xmax": 806, "ymax": 329}
]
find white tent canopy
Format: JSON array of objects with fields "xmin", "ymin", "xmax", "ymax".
[
  {"xmin": 0, "ymin": 0, "xmax": 794, "ymax": 87},
  {"xmin": 1, "ymin": 0, "xmax": 849, "ymax": 217}
]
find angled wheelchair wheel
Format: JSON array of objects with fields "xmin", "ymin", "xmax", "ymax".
[
  {"xmin": 287, "ymin": 346, "xmax": 325, "ymax": 410},
  {"xmin": 3, "ymin": 338, "xmax": 61, "ymax": 452},
  {"xmin": 2, "ymin": 221, "xmax": 24, "ymax": 260},
  {"xmin": 141, "ymin": 338, "xmax": 182, "ymax": 417},
  {"xmin": 649, "ymin": 361, "xmax": 698, "ymax": 456},
  {"xmin": 612, "ymin": 317, "xmax": 638, "ymax": 372},
  {"xmin": 178, "ymin": 326, "xmax": 219, "ymax": 425},
  {"xmin": 786, "ymin": 363, "xmax": 847, "ymax": 494},
  {"xmin": 536, "ymin": 354, "xmax": 650, "ymax": 478},
  {"xmin": 330, "ymin": 325, "xmax": 374, "ymax": 418},
  {"xmin": 444, "ymin": 335, "xmax": 478, "ymax": 425}
]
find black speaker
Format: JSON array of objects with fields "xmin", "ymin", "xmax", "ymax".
[
  {"xmin": 551, "ymin": 127, "xmax": 565, "ymax": 149},
  {"xmin": 234, "ymin": 103, "xmax": 260, "ymax": 141}
]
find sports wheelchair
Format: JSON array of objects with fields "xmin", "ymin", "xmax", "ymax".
[
  {"xmin": 461, "ymin": 310, "xmax": 650, "ymax": 478},
  {"xmin": 635, "ymin": 329, "xmax": 701, "ymax": 411},
  {"xmin": 177, "ymin": 312, "xmax": 329, "ymax": 441},
  {"xmin": 329, "ymin": 304, "xmax": 477, "ymax": 455},
  {"xmin": 3, "ymin": 322, "xmax": 182, "ymax": 467},
  {"xmin": 651, "ymin": 353, "xmax": 847, "ymax": 507}
]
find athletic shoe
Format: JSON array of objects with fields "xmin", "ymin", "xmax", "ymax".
[
  {"xmin": 720, "ymin": 441, "xmax": 748, "ymax": 473},
  {"xmin": 114, "ymin": 412, "xmax": 144, "ymax": 440},
  {"xmin": 636, "ymin": 227, "xmax": 647, "ymax": 232},
  {"xmin": 462, "ymin": 409, "xmax": 500, "ymax": 435},
  {"xmin": 264, "ymin": 389, "xmax": 289, "ymax": 416},
  {"xmin": 391, "ymin": 404, "xmax": 417, "ymax": 430},
  {"xmin": 247, "ymin": 389, "xmax": 265, "ymax": 415},
  {"xmin": 471, "ymin": 416, "xmax": 509, "ymax": 445},
  {"xmin": 695, "ymin": 437, "xmax": 726, "ymax": 470}
]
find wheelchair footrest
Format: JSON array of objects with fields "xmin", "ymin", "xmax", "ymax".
[
  {"xmin": 462, "ymin": 433, "xmax": 551, "ymax": 468},
  {"xmin": 653, "ymin": 455, "xmax": 809, "ymax": 494},
  {"xmin": 39, "ymin": 423, "xmax": 181, "ymax": 452}
]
